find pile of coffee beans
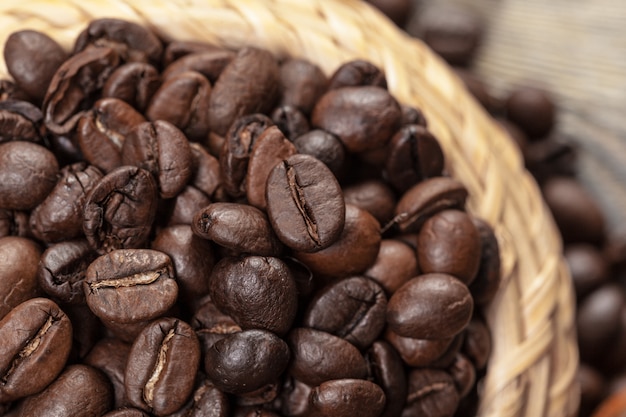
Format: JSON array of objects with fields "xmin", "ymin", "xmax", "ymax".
[
  {"xmin": 0, "ymin": 17, "xmax": 500, "ymax": 417},
  {"xmin": 367, "ymin": 2, "xmax": 626, "ymax": 415}
]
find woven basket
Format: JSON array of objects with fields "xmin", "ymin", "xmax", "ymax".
[{"xmin": 0, "ymin": 1, "xmax": 579, "ymax": 416}]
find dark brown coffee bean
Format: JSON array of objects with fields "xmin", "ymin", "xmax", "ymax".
[
  {"xmin": 266, "ymin": 153, "xmax": 345, "ymax": 252},
  {"xmin": 19, "ymin": 364, "xmax": 113, "ymax": 417},
  {"xmin": 468, "ymin": 217, "xmax": 502, "ymax": 305},
  {"xmin": 162, "ymin": 49, "xmax": 235, "ymax": 83},
  {"xmin": 83, "ymin": 166, "xmax": 158, "ymax": 253},
  {"xmin": 364, "ymin": 239, "xmax": 418, "ymax": 295},
  {"xmin": 219, "ymin": 113, "xmax": 274, "ymax": 198},
  {"xmin": 462, "ymin": 318, "xmax": 492, "ymax": 371},
  {"xmin": 366, "ymin": 340, "xmax": 407, "ymax": 417},
  {"xmin": 85, "ymin": 337, "xmax": 133, "ymax": 409},
  {"xmin": 77, "ymin": 98, "xmax": 146, "ymax": 173},
  {"xmin": 275, "ymin": 376, "xmax": 313, "ymax": 417},
  {"xmin": 524, "ymin": 134, "xmax": 578, "ymax": 183},
  {"xmin": 279, "ymin": 58, "xmax": 328, "ymax": 115},
  {"xmin": 0, "ymin": 298, "xmax": 72, "ymax": 403},
  {"xmin": 0, "ymin": 236, "xmax": 41, "ymax": 320},
  {"xmin": 393, "ymin": 176, "xmax": 468, "ymax": 233},
  {"xmin": 74, "ymin": 18, "xmax": 163, "ymax": 65},
  {"xmin": 43, "ymin": 46, "xmax": 120, "ymax": 135},
  {"xmin": 84, "ymin": 249, "xmax": 178, "ymax": 324},
  {"xmin": 146, "ymin": 71, "xmax": 212, "ymax": 142},
  {"xmin": 292, "ymin": 129, "xmax": 347, "ymax": 179},
  {"xmin": 163, "ymin": 185, "xmax": 213, "ymax": 227},
  {"xmin": 102, "ymin": 62, "xmax": 161, "ymax": 112},
  {"xmin": 312, "ymin": 86, "xmax": 402, "ymax": 153},
  {"xmin": 235, "ymin": 383, "xmax": 280, "ymax": 407},
  {"xmin": 428, "ymin": 333, "xmax": 464, "ymax": 369},
  {"xmin": 38, "ymin": 239, "xmax": 98, "ymax": 305},
  {"xmin": 208, "ymin": 256, "xmax": 297, "ymax": 335},
  {"xmin": 0, "ymin": 99, "xmax": 44, "ymax": 144},
  {"xmin": 417, "ymin": 210, "xmax": 481, "ymax": 285},
  {"xmin": 295, "ymin": 204, "xmax": 381, "ymax": 279},
  {"xmin": 385, "ymin": 124, "xmax": 444, "ymax": 193},
  {"xmin": 304, "ymin": 276, "xmax": 387, "ymax": 350},
  {"xmin": 454, "ymin": 69, "xmax": 502, "ymax": 114},
  {"xmin": 506, "ymin": 86, "xmax": 556, "ymax": 139},
  {"xmin": 167, "ymin": 378, "xmax": 230, "ymax": 417},
  {"xmin": 192, "ymin": 295, "xmax": 242, "ymax": 353},
  {"xmin": 193, "ymin": 203, "xmax": 283, "ymax": 256},
  {"xmin": 162, "ymin": 40, "xmax": 224, "ymax": 66},
  {"xmin": 401, "ymin": 104, "xmax": 428, "ymax": 127},
  {"xmin": 565, "ymin": 244, "xmax": 609, "ymax": 299},
  {"xmin": 30, "ymin": 162, "xmax": 103, "ymax": 243},
  {"xmin": 102, "ymin": 409, "xmax": 151, "ymax": 417},
  {"xmin": 270, "ymin": 105, "xmax": 310, "ymax": 140},
  {"xmin": 309, "ymin": 379, "xmax": 386, "ymax": 417},
  {"xmin": 246, "ymin": 126, "xmax": 297, "ymax": 210},
  {"xmin": 328, "ymin": 59, "xmax": 387, "ymax": 90},
  {"xmin": 152, "ymin": 225, "xmax": 215, "ymax": 303},
  {"xmin": 0, "ymin": 141, "xmax": 59, "ymax": 210},
  {"xmin": 385, "ymin": 328, "xmax": 454, "ymax": 367},
  {"xmin": 209, "ymin": 47, "xmax": 280, "ymax": 136},
  {"xmin": 343, "ymin": 180, "xmax": 397, "ymax": 226},
  {"xmin": 0, "ymin": 209, "xmax": 31, "ymax": 238},
  {"xmin": 449, "ymin": 353, "xmax": 476, "ymax": 398},
  {"xmin": 122, "ymin": 120, "xmax": 194, "ymax": 199},
  {"xmin": 387, "ymin": 273, "xmax": 473, "ymax": 339},
  {"xmin": 3, "ymin": 30, "xmax": 67, "ymax": 103},
  {"xmin": 204, "ymin": 329, "xmax": 290, "ymax": 394},
  {"xmin": 190, "ymin": 142, "xmax": 224, "ymax": 200},
  {"xmin": 125, "ymin": 318, "xmax": 200, "ymax": 416},
  {"xmin": 403, "ymin": 368, "xmax": 459, "ymax": 417}
]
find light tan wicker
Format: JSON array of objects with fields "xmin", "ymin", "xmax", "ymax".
[{"xmin": 0, "ymin": 1, "xmax": 579, "ymax": 416}]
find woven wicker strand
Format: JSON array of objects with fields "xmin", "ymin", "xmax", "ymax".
[{"xmin": 0, "ymin": 1, "xmax": 579, "ymax": 416}]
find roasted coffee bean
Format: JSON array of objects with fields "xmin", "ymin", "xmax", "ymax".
[
  {"xmin": 292, "ymin": 129, "xmax": 347, "ymax": 179},
  {"xmin": 288, "ymin": 328, "xmax": 368, "ymax": 386},
  {"xmin": 454, "ymin": 69, "xmax": 501, "ymax": 114},
  {"xmin": 385, "ymin": 124, "xmax": 444, "ymax": 193},
  {"xmin": 3, "ymin": 30, "xmax": 67, "ymax": 103},
  {"xmin": 192, "ymin": 295, "xmax": 242, "ymax": 353},
  {"xmin": 0, "ymin": 99, "xmax": 44, "ymax": 143},
  {"xmin": 364, "ymin": 239, "xmax": 419, "ymax": 294},
  {"xmin": 565, "ymin": 244, "xmax": 609, "ymax": 299},
  {"xmin": 304, "ymin": 276, "xmax": 387, "ymax": 350},
  {"xmin": 0, "ymin": 236, "xmax": 41, "ymax": 320},
  {"xmin": 0, "ymin": 79, "xmax": 30, "ymax": 102},
  {"xmin": 0, "ymin": 141, "xmax": 59, "ymax": 210},
  {"xmin": 0, "ymin": 298, "xmax": 72, "ymax": 403},
  {"xmin": 38, "ymin": 239, "xmax": 98, "ymax": 305},
  {"xmin": 245, "ymin": 126, "xmax": 297, "ymax": 210},
  {"xmin": 401, "ymin": 104, "xmax": 428, "ymax": 127},
  {"xmin": 0, "ymin": 209, "xmax": 31, "ymax": 238},
  {"xmin": 385, "ymin": 329, "xmax": 454, "ymax": 367},
  {"xmin": 102, "ymin": 62, "xmax": 161, "ymax": 112},
  {"xmin": 77, "ymin": 98, "xmax": 146, "ymax": 173},
  {"xmin": 125, "ymin": 318, "xmax": 200, "ymax": 416},
  {"xmin": 275, "ymin": 376, "xmax": 313, "ymax": 417},
  {"xmin": 402, "ymin": 368, "xmax": 459, "ymax": 417},
  {"xmin": 278, "ymin": 58, "xmax": 328, "ymax": 115},
  {"xmin": 505, "ymin": 86, "xmax": 556, "ymax": 139},
  {"xmin": 152, "ymin": 225, "xmax": 215, "ymax": 303},
  {"xmin": 524, "ymin": 135, "xmax": 578, "ymax": 183},
  {"xmin": 146, "ymin": 71, "xmax": 212, "ymax": 142},
  {"xmin": 122, "ymin": 120, "xmax": 193, "ymax": 199},
  {"xmin": 102, "ymin": 409, "xmax": 151, "ymax": 417},
  {"xmin": 387, "ymin": 273, "xmax": 473, "ymax": 339},
  {"xmin": 83, "ymin": 249, "xmax": 178, "ymax": 324},
  {"xmin": 328, "ymin": 59, "xmax": 387, "ymax": 90},
  {"xmin": 462, "ymin": 318, "xmax": 492, "ymax": 371},
  {"xmin": 30, "ymin": 162, "xmax": 103, "ymax": 242},
  {"xmin": 74, "ymin": 18, "xmax": 163, "ymax": 65},
  {"xmin": 163, "ymin": 40, "xmax": 223, "ymax": 67},
  {"xmin": 429, "ymin": 333, "xmax": 464, "ymax": 369},
  {"xmin": 235, "ymin": 383, "xmax": 280, "ymax": 407},
  {"xmin": 19, "ymin": 364, "xmax": 113, "ymax": 416},
  {"xmin": 295, "ymin": 204, "xmax": 381, "ymax": 279},
  {"xmin": 366, "ymin": 340, "xmax": 407, "ymax": 417},
  {"xmin": 393, "ymin": 176, "xmax": 468, "ymax": 233},
  {"xmin": 168, "ymin": 378, "xmax": 230, "ymax": 417},
  {"xmin": 204, "ymin": 329, "xmax": 290, "ymax": 394},
  {"xmin": 193, "ymin": 203, "xmax": 283, "ymax": 256},
  {"xmin": 64, "ymin": 303, "xmax": 103, "ymax": 361},
  {"xmin": 449, "ymin": 353, "xmax": 476, "ymax": 398},
  {"xmin": 220, "ymin": 113, "xmax": 274, "ymax": 198},
  {"xmin": 85, "ymin": 337, "xmax": 133, "ymax": 409},
  {"xmin": 209, "ymin": 256, "xmax": 297, "ymax": 335},
  {"xmin": 190, "ymin": 142, "xmax": 224, "ymax": 200},
  {"xmin": 309, "ymin": 379, "xmax": 386, "ymax": 417},
  {"xmin": 343, "ymin": 180, "xmax": 397, "ymax": 226},
  {"xmin": 162, "ymin": 49, "xmax": 235, "ymax": 83},
  {"xmin": 270, "ymin": 105, "xmax": 310, "ymax": 140},
  {"xmin": 417, "ymin": 210, "xmax": 481, "ymax": 285},
  {"xmin": 312, "ymin": 85, "xmax": 402, "ymax": 153},
  {"xmin": 83, "ymin": 166, "xmax": 158, "ymax": 253},
  {"xmin": 208, "ymin": 47, "xmax": 280, "ymax": 136},
  {"xmin": 468, "ymin": 217, "xmax": 501, "ymax": 305},
  {"xmin": 43, "ymin": 46, "xmax": 120, "ymax": 135},
  {"xmin": 163, "ymin": 185, "xmax": 213, "ymax": 226},
  {"xmin": 266, "ymin": 153, "xmax": 345, "ymax": 253}
]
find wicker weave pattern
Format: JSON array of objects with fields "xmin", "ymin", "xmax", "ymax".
[{"xmin": 0, "ymin": 1, "xmax": 579, "ymax": 416}]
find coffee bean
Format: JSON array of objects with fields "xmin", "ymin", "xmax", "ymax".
[
  {"xmin": 102, "ymin": 409, "xmax": 151, "ymax": 417},
  {"xmin": 364, "ymin": 239, "xmax": 419, "ymax": 294},
  {"xmin": 577, "ymin": 363, "xmax": 607, "ymax": 417},
  {"xmin": 163, "ymin": 185, "xmax": 213, "ymax": 227},
  {"xmin": 401, "ymin": 104, "xmax": 428, "ymax": 127},
  {"xmin": 343, "ymin": 179, "xmax": 397, "ymax": 225},
  {"xmin": 162, "ymin": 49, "xmax": 235, "ymax": 83},
  {"xmin": 235, "ymin": 383, "xmax": 280, "ymax": 407},
  {"xmin": 468, "ymin": 217, "xmax": 501, "ymax": 305},
  {"xmin": 462, "ymin": 318, "xmax": 492, "ymax": 371},
  {"xmin": 328, "ymin": 59, "xmax": 387, "ymax": 90},
  {"xmin": 0, "ymin": 99, "xmax": 44, "ymax": 143},
  {"xmin": 167, "ymin": 378, "xmax": 230, "ymax": 417},
  {"xmin": 309, "ymin": 379, "xmax": 386, "ymax": 417},
  {"xmin": 279, "ymin": 58, "xmax": 328, "ymax": 115},
  {"xmin": 125, "ymin": 318, "xmax": 200, "ymax": 416},
  {"xmin": 271, "ymin": 105, "xmax": 310, "ymax": 140},
  {"xmin": 275, "ymin": 376, "xmax": 313, "ymax": 417},
  {"xmin": 0, "ymin": 209, "xmax": 31, "ymax": 238},
  {"xmin": 292, "ymin": 129, "xmax": 347, "ymax": 179},
  {"xmin": 83, "ymin": 166, "xmax": 158, "ymax": 253},
  {"xmin": 85, "ymin": 337, "xmax": 133, "ymax": 409},
  {"xmin": 192, "ymin": 296, "xmax": 241, "ymax": 353},
  {"xmin": 0, "ymin": 298, "xmax": 72, "ymax": 403},
  {"xmin": 83, "ymin": 249, "xmax": 178, "ymax": 325},
  {"xmin": 0, "ymin": 141, "xmax": 59, "ymax": 210},
  {"xmin": 366, "ymin": 340, "xmax": 407, "ymax": 417},
  {"xmin": 102, "ymin": 62, "xmax": 161, "ymax": 112},
  {"xmin": 266, "ymin": 153, "xmax": 345, "ymax": 253},
  {"xmin": 189, "ymin": 142, "xmax": 224, "ymax": 200},
  {"xmin": 204, "ymin": 329, "xmax": 290, "ymax": 395},
  {"xmin": 0, "ymin": 79, "xmax": 30, "ymax": 102},
  {"xmin": 403, "ymin": 368, "xmax": 459, "ymax": 417},
  {"xmin": 566, "ymin": 244, "xmax": 609, "ymax": 299},
  {"xmin": 63, "ymin": 303, "xmax": 103, "ymax": 361},
  {"xmin": 505, "ymin": 86, "xmax": 556, "ymax": 139},
  {"xmin": 385, "ymin": 328, "xmax": 454, "ymax": 367},
  {"xmin": 449, "ymin": 353, "xmax": 476, "ymax": 398},
  {"xmin": 0, "ymin": 236, "xmax": 41, "ymax": 320},
  {"xmin": 162, "ymin": 40, "xmax": 224, "ymax": 67},
  {"xmin": 366, "ymin": 0, "xmax": 413, "ymax": 27},
  {"xmin": 387, "ymin": 273, "xmax": 473, "ymax": 339}
]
